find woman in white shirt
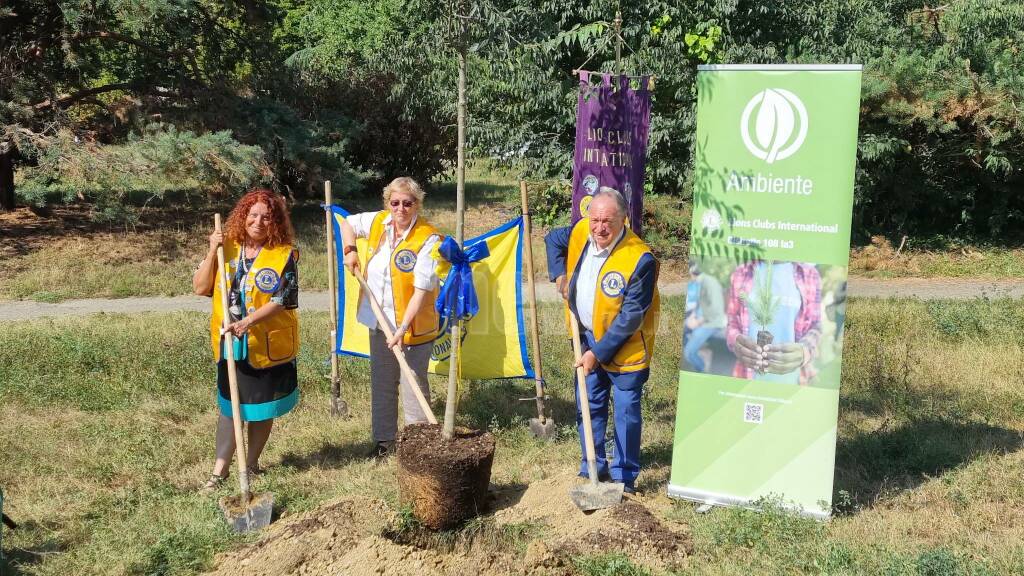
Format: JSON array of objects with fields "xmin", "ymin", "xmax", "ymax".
[{"xmin": 339, "ymin": 177, "xmax": 441, "ymax": 457}]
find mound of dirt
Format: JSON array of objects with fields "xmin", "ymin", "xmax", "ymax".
[
  {"xmin": 205, "ymin": 472, "xmax": 691, "ymax": 576},
  {"xmin": 556, "ymin": 501, "xmax": 693, "ymax": 573},
  {"xmin": 206, "ymin": 497, "xmax": 390, "ymax": 576},
  {"xmin": 495, "ymin": 473, "xmax": 692, "ymax": 573}
]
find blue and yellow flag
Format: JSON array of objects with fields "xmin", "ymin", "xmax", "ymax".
[{"xmin": 328, "ymin": 206, "xmax": 534, "ymax": 380}]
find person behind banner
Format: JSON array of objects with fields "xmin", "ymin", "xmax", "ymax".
[
  {"xmin": 192, "ymin": 188, "xmax": 300, "ymax": 492},
  {"xmin": 338, "ymin": 176, "xmax": 442, "ymax": 458},
  {"xmin": 545, "ymin": 188, "xmax": 660, "ymax": 494},
  {"xmin": 683, "ymin": 260, "xmax": 726, "ymax": 373},
  {"xmin": 726, "ymin": 260, "xmax": 822, "ymax": 385}
]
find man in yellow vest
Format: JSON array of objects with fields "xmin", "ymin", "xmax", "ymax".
[{"xmin": 546, "ymin": 188, "xmax": 660, "ymax": 494}]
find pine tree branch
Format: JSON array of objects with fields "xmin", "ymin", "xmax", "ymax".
[
  {"xmin": 70, "ymin": 31, "xmax": 182, "ymax": 59},
  {"xmin": 32, "ymin": 82, "xmax": 140, "ymax": 111}
]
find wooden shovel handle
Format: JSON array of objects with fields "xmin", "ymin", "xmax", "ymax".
[
  {"xmin": 520, "ymin": 181, "xmax": 547, "ymax": 422},
  {"xmin": 215, "ymin": 214, "xmax": 251, "ymax": 497},
  {"xmin": 568, "ymin": 309, "xmax": 600, "ymax": 486},
  {"xmin": 324, "ymin": 182, "xmax": 342, "ymax": 409},
  {"xmin": 350, "ymin": 271, "xmax": 438, "ymax": 424}
]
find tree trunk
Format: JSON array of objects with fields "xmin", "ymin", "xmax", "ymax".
[
  {"xmin": 0, "ymin": 146, "xmax": 15, "ymax": 211},
  {"xmin": 442, "ymin": 13, "xmax": 468, "ymax": 439}
]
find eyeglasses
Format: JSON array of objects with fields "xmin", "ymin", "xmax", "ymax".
[{"xmin": 390, "ymin": 199, "xmax": 415, "ymax": 208}]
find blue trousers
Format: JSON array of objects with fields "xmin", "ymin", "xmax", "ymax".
[
  {"xmin": 575, "ymin": 332, "xmax": 648, "ymax": 488},
  {"xmin": 683, "ymin": 326, "xmax": 724, "ymax": 373}
]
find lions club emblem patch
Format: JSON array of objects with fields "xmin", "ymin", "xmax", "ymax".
[
  {"xmin": 254, "ymin": 268, "xmax": 280, "ymax": 293},
  {"xmin": 394, "ymin": 249, "xmax": 417, "ymax": 272},
  {"xmin": 600, "ymin": 271, "xmax": 626, "ymax": 298},
  {"xmin": 579, "ymin": 195, "xmax": 593, "ymax": 216}
]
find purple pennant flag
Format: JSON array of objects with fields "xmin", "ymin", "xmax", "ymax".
[{"xmin": 571, "ymin": 71, "xmax": 652, "ymax": 236}]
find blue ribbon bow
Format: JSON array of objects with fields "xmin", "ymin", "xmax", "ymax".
[{"xmin": 435, "ymin": 236, "xmax": 489, "ymax": 321}]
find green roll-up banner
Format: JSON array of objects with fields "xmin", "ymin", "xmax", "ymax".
[{"xmin": 669, "ymin": 64, "xmax": 862, "ymax": 519}]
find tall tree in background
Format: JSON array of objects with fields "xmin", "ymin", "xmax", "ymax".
[
  {"xmin": 354, "ymin": 0, "xmax": 1022, "ymax": 242},
  {"xmin": 285, "ymin": 0, "xmax": 459, "ymax": 188}
]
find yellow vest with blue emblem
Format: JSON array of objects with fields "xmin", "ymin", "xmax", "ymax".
[
  {"xmin": 566, "ymin": 218, "xmax": 660, "ymax": 373},
  {"xmin": 365, "ymin": 211, "xmax": 441, "ymax": 346},
  {"xmin": 209, "ymin": 241, "xmax": 299, "ymax": 368}
]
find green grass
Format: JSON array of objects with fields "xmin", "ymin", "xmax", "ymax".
[
  {"xmin": 912, "ymin": 248, "xmax": 1024, "ymax": 278},
  {"xmin": 1, "ymin": 298, "xmax": 1023, "ymax": 575},
  {"xmin": 575, "ymin": 553, "xmax": 653, "ymax": 576}
]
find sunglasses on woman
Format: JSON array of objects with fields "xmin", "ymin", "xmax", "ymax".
[{"xmin": 390, "ymin": 199, "xmax": 415, "ymax": 208}]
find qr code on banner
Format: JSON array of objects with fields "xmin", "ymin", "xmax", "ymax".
[{"xmin": 744, "ymin": 403, "xmax": 764, "ymax": 424}]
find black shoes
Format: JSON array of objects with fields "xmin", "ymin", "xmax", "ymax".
[
  {"xmin": 368, "ymin": 441, "xmax": 396, "ymax": 459},
  {"xmin": 578, "ymin": 471, "xmax": 613, "ymax": 482},
  {"xmin": 577, "ymin": 471, "xmax": 637, "ymax": 494}
]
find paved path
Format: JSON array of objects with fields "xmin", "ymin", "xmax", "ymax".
[{"xmin": 2, "ymin": 277, "xmax": 1022, "ymax": 322}]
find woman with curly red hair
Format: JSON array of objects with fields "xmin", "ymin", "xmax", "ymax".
[{"xmin": 192, "ymin": 188, "xmax": 300, "ymax": 491}]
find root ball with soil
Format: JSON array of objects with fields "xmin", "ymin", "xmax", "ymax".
[{"xmin": 396, "ymin": 423, "xmax": 496, "ymax": 530}]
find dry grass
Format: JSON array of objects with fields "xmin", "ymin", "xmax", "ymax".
[
  {"xmin": 0, "ymin": 165, "xmax": 552, "ymax": 301},
  {"xmin": 850, "ymin": 235, "xmax": 1024, "ymax": 279},
  {"xmin": 0, "ymin": 232, "xmax": 200, "ymax": 302},
  {"xmin": 4, "ymin": 170, "xmax": 1021, "ymax": 304}
]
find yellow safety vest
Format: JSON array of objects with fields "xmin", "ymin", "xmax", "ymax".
[
  {"xmin": 210, "ymin": 242, "xmax": 299, "ymax": 368},
  {"xmin": 365, "ymin": 211, "xmax": 442, "ymax": 345},
  {"xmin": 566, "ymin": 219, "xmax": 660, "ymax": 373}
]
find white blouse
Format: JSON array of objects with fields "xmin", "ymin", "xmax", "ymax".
[{"xmin": 346, "ymin": 211, "xmax": 440, "ymax": 330}]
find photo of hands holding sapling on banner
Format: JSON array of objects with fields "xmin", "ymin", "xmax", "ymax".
[{"xmin": 681, "ymin": 256, "xmax": 847, "ymax": 389}]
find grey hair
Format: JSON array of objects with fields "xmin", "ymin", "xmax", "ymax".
[
  {"xmin": 383, "ymin": 176, "xmax": 426, "ymax": 205},
  {"xmin": 593, "ymin": 186, "xmax": 627, "ymax": 218}
]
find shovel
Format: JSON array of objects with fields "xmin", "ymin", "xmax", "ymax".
[
  {"xmin": 520, "ymin": 181, "xmax": 555, "ymax": 440},
  {"xmin": 567, "ymin": 309, "xmax": 624, "ymax": 511},
  {"xmin": 351, "ymin": 272, "xmax": 437, "ymax": 423},
  {"xmin": 324, "ymin": 181, "xmax": 349, "ymax": 418},
  {"xmin": 213, "ymin": 213, "xmax": 274, "ymax": 532}
]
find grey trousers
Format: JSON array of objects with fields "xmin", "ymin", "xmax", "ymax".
[{"xmin": 369, "ymin": 328, "xmax": 432, "ymax": 443}]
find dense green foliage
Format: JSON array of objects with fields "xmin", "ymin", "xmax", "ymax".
[
  {"xmin": 442, "ymin": 0, "xmax": 1024, "ymax": 240},
  {"xmin": 284, "ymin": 0, "xmax": 456, "ymax": 186},
  {"xmin": 2, "ymin": 1, "xmax": 272, "ymax": 213},
  {"xmin": 252, "ymin": 0, "xmax": 1024, "ymax": 239},
  {"xmin": 3, "ymin": 1, "xmax": 1022, "ymax": 240}
]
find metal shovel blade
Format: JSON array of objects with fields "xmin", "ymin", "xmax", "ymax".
[
  {"xmin": 569, "ymin": 481, "xmax": 624, "ymax": 512},
  {"xmin": 528, "ymin": 417, "xmax": 557, "ymax": 440},
  {"xmin": 331, "ymin": 398, "xmax": 350, "ymax": 418},
  {"xmin": 219, "ymin": 492, "xmax": 274, "ymax": 533}
]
